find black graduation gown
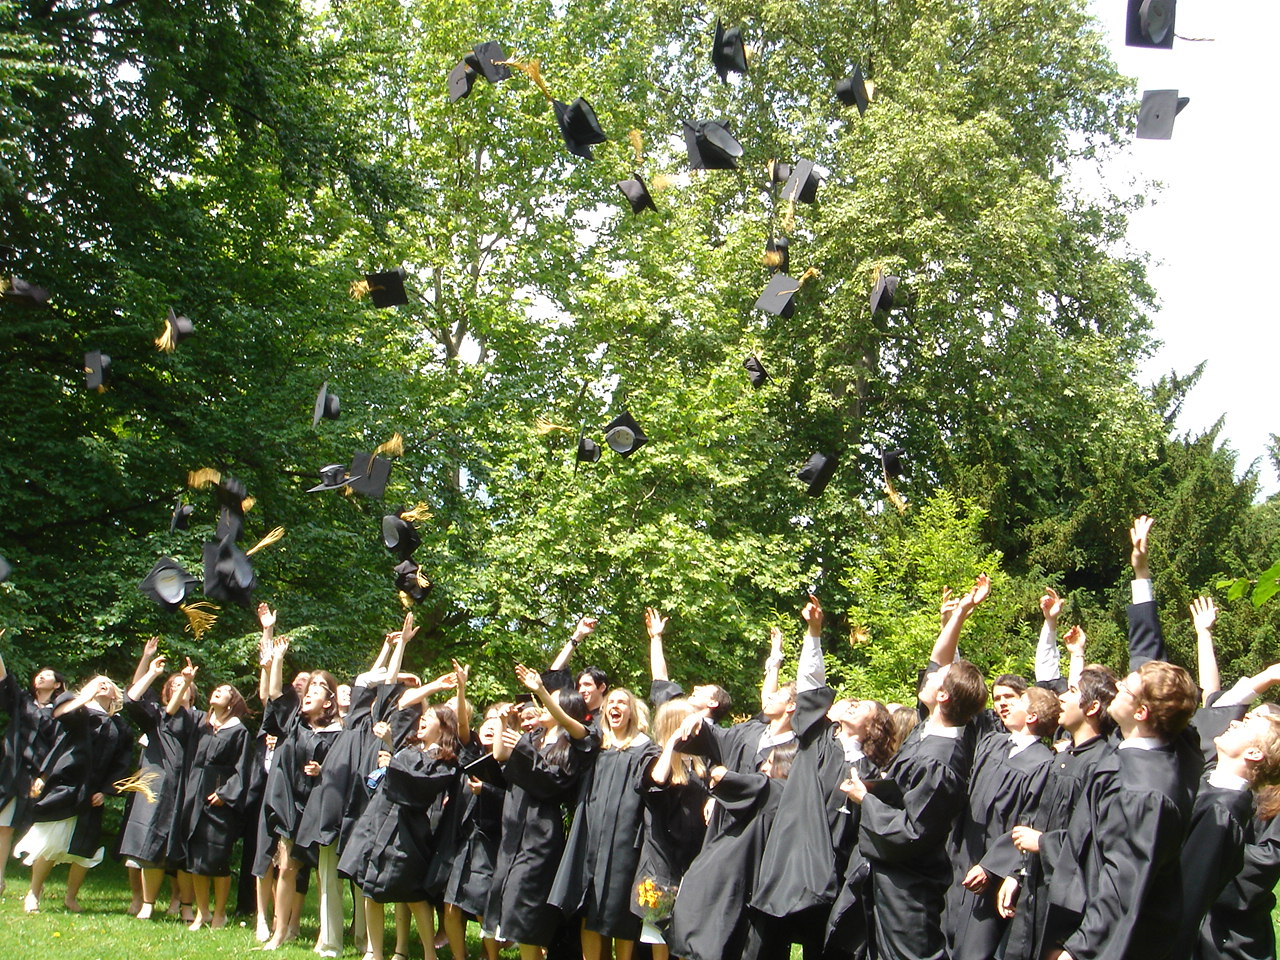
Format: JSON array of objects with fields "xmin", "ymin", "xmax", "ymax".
[
  {"xmin": 548, "ymin": 735, "xmax": 659, "ymax": 939},
  {"xmin": 1196, "ymin": 812, "xmax": 1280, "ymax": 960},
  {"xmin": 0, "ymin": 676, "xmax": 57, "ymax": 834},
  {"xmin": 117, "ymin": 694, "xmax": 195, "ymax": 865},
  {"xmin": 824, "ymin": 727, "xmax": 972, "ymax": 960},
  {"xmin": 666, "ymin": 771, "xmax": 784, "ymax": 960},
  {"xmin": 946, "ymin": 733, "xmax": 1053, "ymax": 960},
  {"xmin": 180, "ymin": 715, "xmax": 254, "ymax": 875},
  {"xmin": 261, "ymin": 686, "xmax": 343, "ymax": 854},
  {"xmin": 485, "ymin": 729, "xmax": 599, "ymax": 947},
  {"xmin": 1173, "ymin": 782, "xmax": 1254, "ymax": 960},
  {"xmin": 629, "ymin": 756, "xmax": 709, "ymax": 929},
  {"xmin": 29, "ymin": 696, "xmax": 135, "ymax": 859},
  {"xmin": 430, "ymin": 738, "xmax": 507, "ymax": 917},
  {"xmin": 338, "ymin": 746, "xmax": 458, "ymax": 903}
]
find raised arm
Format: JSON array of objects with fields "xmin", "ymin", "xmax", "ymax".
[
  {"xmin": 1126, "ymin": 515, "xmax": 1166, "ymax": 667},
  {"xmin": 929, "ymin": 574, "xmax": 991, "ymax": 666},
  {"xmin": 549, "ymin": 617, "xmax": 597, "ymax": 671},
  {"xmin": 797, "ymin": 594, "xmax": 826, "ymax": 693},
  {"xmin": 166, "ymin": 657, "xmax": 198, "ymax": 715},
  {"xmin": 132, "ymin": 635, "xmax": 161, "ymax": 685},
  {"xmin": 383, "ymin": 611, "xmax": 415, "ymax": 683},
  {"xmin": 453, "ymin": 659, "xmax": 471, "ymax": 744},
  {"xmin": 515, "ymin": 662, "xmax": 587, "ymax": 740},
  {"xmin": 54, "ymin": 678, "xmax": 107, "ymax": 718},
  {"xmin": 1191, "ymin": 596, "xmax": 1220, "ymax": 703},
  {"xmin": 397, "ymin": 671, "xmax": 457, "ymax": 711},
  {"xmin": 646, "ymin": 607, "xmax": 670, "ymax": 681},
  {"xmin": 760, "ymin": 627, "xmax": 784, "ymax": 708},
  {"xmin": 127, "ymin": 655, "xmax": 167, "ymax": 702},
  {"xmin": 1035, "ymin": 588, "xmax": 1064, "ymax": 683},
  {"xmin": 257, "ymin": 603, "xmax": 276, "ymax": 702},
  {"xmin": 266, "ymin": 637, "xmax": 289, "ymax": 701},
  {"xmin": 1063, "ymin": 626, "xmax": 1087, "ymax": 689}
]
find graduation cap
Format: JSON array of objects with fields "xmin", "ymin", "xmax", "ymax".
[
  {"xmin": 553, "ymin": 98, "xmax": 607, "ymax": 160},
  {"xmin": 743, "ymin": 355, "xmax": 769, "ymax": 388},
  {"xmin": 881, "ymin": 448, "xmax": 906, "ymax": 479},
  {"xmin": 447, "ymin": 59, "xmax": 478, "ymax": 101},
  {"xmin": 835, "ymin": 64, "xmax": 871, "ymax": 116},
  {"xmin": 764, "ymin": 237, "xmax": 790, "ymax": 274},
  {"xmin": 616, "ymin": 174, "xmax": 656, "ymax": 214},
  {"xmin": 359, "ymin": 267, "xmax": 408, "ymax": 308},
  {"xmin": 1, "ymin": 276, "xmax": 51, "ymax": 307},
  {"xmin": 711, "ymin": 19, "xmax": 748, "ymax": 82},
  {"xmin": 308, "ymin": 463, "xmax": 363, "ymax": 492},
  {"xmin": 577, "ymin": 436, "xmax": 602, "ymax": 463},
  {"xmin": 870, "ymin": 272, "xmax": 899, "ymax": 316},
  {"xmin": 312, "ymin": 381, "xmax": 340, "ymax": 427},
  {"xmin": 84, "ymin": 350, "xmax": 111, "ymax": 391},
  {"xmin": 381, "ymin": 508, "xmax": 423, "ymax": 561},
  {"xmin": 1126, "ymin": 0, "xmax": 1175, "ymax": 48},
  {"xmin": 604, "ymin": 412, "xmax": 647, "ymax": 457},
  {"xmin": 170, "ymin": 498, "xmax": 194, "ymax": 533},
  {"xmin": 683, "ymin": 120, "xmax": 744, "ymax": 170},
  {"xmin": 1136, "ymin": 90, "xmax": 1189, "ymax": 140},
  {"xmin": 139, "ymin": 557, "xmax": 201, "ymax": 612},
  {"xmin": 394, "ymin": 559, "xmax": 433, "ymax": 605},
  {"xmin": 798, "ymin": 452, "xmax": 839, "ymax": 497},
  {"xmin": 216, "ymin": 506, "xmax": 245, "ymax": 543},
  {"xmin": 155, "ymin": 307, "xmax": 194, "ymax": 353},
  {"xmin": 463, "ymin": 752, "xmax": 507, "ymax": 787},
  {"xmin": 755, "ymin": 273, "xmax": 802, "ymax": 318},
  {"xmin": 782, "ymin": 159, "xmax": 820, "ymax": 204},
  {"xmin": 202, "ymin": 536, "xmax": 256, "ymax": 607},
  {"xmin": 470, "ymin": 41, "xmax": 512, "ymax": 83},
  {"xmin": 348, "ymin": 452, "xmax": 393, "ymax": 498}
]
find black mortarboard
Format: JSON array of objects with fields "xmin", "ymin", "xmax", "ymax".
[
  {"xmin": 448, "ymin": 60, "xmax": 478, "ymax": 102},
  {"xmin": 381, "ymin": 511, "xmax": 421, "ymax": 561},
  {"xmin": 84, "ymin": 350, "xmax": 111, "ymax": 391},
  {"xmin": 577, "ymin": 437, "xmax": 602, "ymax": 463},
  {"xmin": 798, "ymin": 452, "xmax": 839, "ymax": 497},
  {"xmin": 471, "ymin": 41, "xmax": 512, "ymax": 83},
  {"xmin": 139, "ymin": 556, "xmax": 200, "ymax": 612},
  {"xmin": 711, "ymin": 19, "xmax": 748, "ymax": 82},
  {"xmin": 363, "ymin": 267, "xmax": 408, "ymax": 308},
  {"xmin": 765, "ymin": 237, "xmax": 790, "ymax": 274},
  {"xmin": 881, "ymin": 448, "xmax": 906, "ymax": 479},
  {"xmin": 616, "ymin": 174, "xmax": 656, "ymax": 214},
  {"xmin": 782, "ymin": 158, "xmax": 820, "ymax": 204},
  {"xmin": 313, "ymin": 381, "xmax": 340, "ymax": 427},
  {"xmin": 202, "ymin": 537, "xmax": 256, "ymax": 607},
  {"xmin": 463, "ymin": 752, "xmax": 507, "ymax": 787},
  {"xmin": 1126, "ymin": 0, "xmax": 1175, "ymax": 48},
  {"xmin": 835, "ymin": 64, "xmax": 870, "ymax": 116},
  {"xmin": 553, "ymin": 98, "xmax": 607, "ymax": 160},
  {"xmin": 214, "ymin": 476, "xmax": 247, "ymax": 511},
  {"xmin": 307, "ymin": 463, "xmax": 363, "ymax": 493},
  {"xmin": 2, "ymin": 276, "xmax": 51, "ymax": 307},
  {"xmin": 162, "ymin": 307, "xmax": 194, "ymax": 347},
  {"xmin": 1136, "ymin": 90, "xmax": 1189, "ymax": 140},
  {"xmin": 216, "ymin": 506, "xmax": 244, "ymax": 543},
  {"xmin": 870, "ymin": 272, "xmax": 899, "ymax": 316},
  {"xmin": 683, "ymin": 120, "xmax": 743, "ymax": 170},
  {"xmin": 0, "ymin": 553, "xmax": 9, "ymax": 583},
  {"xmin": 170, "ymin": 498, "xmax": 194, "ymax": 533},
  {"xmin": 604, "ymin": 412, "xmax": 647, "ymax": 457},
  {"xmin": 755, "ymin": 273, "xmax": 801, "ymax": 318},
  {"xmin": 348, "ymin": 452, "xmax": 392, "ymax": 498},
  {"xmin": 743, "ymin": 355, "xmax": 769, "ymax": 388},
  {"xmin": 394, "ymin": 559, "xmax": 433, "ymax": 604}
]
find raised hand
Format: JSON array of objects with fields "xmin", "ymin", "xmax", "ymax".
[
  {"xmin": 143, "ymin": 635, "xmax": 161, "ymax": 658},
  {"xmin": 644, "ymin": 607, "xmax": 668, "ymax": 639},
  {"xmin": 181, "ymin": 656, "xmax": 198, "ymax": 681},
  {"xmin": 451, "ymin": 659, "xmax": 469, "ymax": 685},
  {"xmin": 257, "ymin": 603, "xmax": 277, "ymax": 630},
  {"xmin": 147, "ymin": 655, "xmax": 167, "ymax": 676},
  {"xmin": 1040, "ymin": 587, "xmax": 1064, "ymax": 621},
  {"xmin": 1190, "ymin": 596, "xmax": 1218, "ymax": 633},
  {"xmin": 514, "ymin": 663, "xmax": 544, "ymax": 693},
  {"xmin": 968, "ymin": 573, "xmax": 992, "ymax": 607},
  {"xmin": 572, "ymin": 616, "xmax": 599, "ymax": 643},
  {"xmin": 940, "ymin": 587, "xmax": 960, "ymax": 626},
  {"xmin": 1063, "ymin": 625, "xmax": 1087, "ymax": 658},
  {"xmin": 674, "ymin": 713, "xmax": 703, "ymax": 743},
  {"xmin": 400, "ymin": 610, "xmax": 418, "ymax": 646},
  {"xmin": 1130, "ymin": 515, "xmax": 1154, "ymax": 578},
  {"xmin": 802, "ymin": 594, "xmax": 823, "ymax": 632}
]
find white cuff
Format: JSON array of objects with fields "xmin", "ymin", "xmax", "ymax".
[{"xmin": 1130, "ymin": 579, "xmax": 1154, "ymax": 605}]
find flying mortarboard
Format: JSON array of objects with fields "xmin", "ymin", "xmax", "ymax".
[
  {"xmin": 356, "ymin": 267, "xmax": 408, "ymax": 308},
  {"xmin": 577, "ymin": 436, "xmax": 602, "ymax": 464},
  {"xmin": 743, "ymin": 355, "xmax": 769, "ymax": 388},
  {"xmin": 170, "ymin": 498, "xmax": 194, "ymax": 533},
  {"xmin": 604, "ymin": 412, "xmax": 647, "ymax": 457},
  {"xmin": 683, "ymin": 120, "xmax": 744, "ymax": 170},
  {"xmin": 782, "ymin": 159, "xmax": 820, "ymax": 204},
  {"xmin": 755, "ymin": 269, "xmax": 820, "ymax": 318},
  {"xmin": 1126, "ymin": 0, "xmax": 1175, "ymax": 48},
  {"xmin": 447, "ymin": 59, "xmax": 478, "ymax": 101},
  {"xmin": 881, "ymin": 448, "xmax": 906, "ymax": 479},
  {"xmin": 139, "ymin": 557, "xmax": 201, "ymax": 612},
  {"xmin": 711, "ymin": 19, "xmax": 748, "ymax": 82},
  {"xmin": 155, "ymin": 307, "xmax": 194, "ymax": 353},
  {"xmin": 1, "ymin": 276, "xmax": 51, "ymax": 307},
  {"xmin": 764, "ymin": 237, "xmax": 790, "ymax": 274},
  {"xmin": 308, "ymin": 463, "xmax": 363, "ymax": 493},
  {"xmin": 382, "ymin": 504, "xmax": 430, "ymax": 561},
  {"xmin": 835, "ymin": 64, "xmax": 871, "ymax": 116},
  {"xmin": 553, "ymin": 98, "xmax": 608, "ymax": 160},
  {"xmin": 394, "ymin": 559, "xmax": 433, "ymax": 605},
  {"xmin": 870, "ymin": 271, "xmax": 899, "ymax": 316},
  {"xmin": 202, "ymin": 537, "xmax": 256, "ymax": 607},
  {"xmin": 616, "ymin": 173, "xmax": 656, "ymax": 214},
  {"xmin": 470, "ymin": 41, "xmax": 512, "ymax": 83},
  {"xmin": 1136, "ymin": 90, "xmax": 1189, "ymax": 139},
  {"xmin": 798, "ymin": 452, "xmax": 839, "ymax": 497},
  {"xmin": 313, "ymin": 381, "xmax": 340, "ymax": 427},
  {"xmin": 84, "ymin": 350, "xmax": 111, "ymax": 392}
]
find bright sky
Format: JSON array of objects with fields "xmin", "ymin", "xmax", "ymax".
[{"xmin": 1087, "ymin": 0, "xmax": 1279, "ymax": 496}]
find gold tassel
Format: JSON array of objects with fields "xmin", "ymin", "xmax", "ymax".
[
  {"xmin": 241, "ymin": 496, "xmax": 256, "ymax": 514},
  {"xmin": 497, "ymin": 58, "xmax": 553, "ymax": 99},
  {"xmin": 649, "ymin": 173, "xmax": 675, "ymax": 192},
  {"xmin": 180, "ymin": 601, "xmax": 220, "ymax": 643},
  {"xmin": 783, "ymin": 196, "xmax": 797, "ymax": 234},
  {"xmin": 628, "ymin": 129, "xmax": 644, "ymax": 165},
  {"xmin": 372, "ymin": 432, "xmax": 405, "ymax": 459},
  {"xmin": 795, "ymin": 266, "xmax": 821, "ymax": 287},
  {"xmin": 762, "ymin": 249, "xmax": 785, "ymax": 269},
  {"xmin": 154, "ymin": 319, "xmax": 177, "ymax": 353},
  {"xmin": 400, "ymin": 502, "xmax": 433, "ymax": 524},
  {"xmin": 0, "ymin": 277, "xmax": 11, "ymax": 295},
  {"xmin": 415, "ymin": 568, "xmax": 433, "ymax": 590},
  {"xmin": 865, "ymin": 78, "xmax": 877, "ymax": 102},
  {"xmin": 187, "ymin": 467, "xmax": 221, "ymax": 489},
  {"xmin": 245, "ymin": 526, "xmax": 285, "ymax": 556},
  {"xmin": 349, "ymin": 279, "xmax": 372, "ymax": 301},
  {"xmin": 849, "ymin": 625, "xmax": 870, "ymax": 647},
  {"xmin": 113, "ymin": 770, "xmax": 162, "ymax": 804},
  {"xmin": 535, "ymin": 417, "xmax": 572, "ymax": 435},
  {"xmin": 398, "ymin": 590, "xmax": 414, "ymax": 609},
  {"xmin": 885, "ymin": 479, "xmax": 908, "ymax": 515}
]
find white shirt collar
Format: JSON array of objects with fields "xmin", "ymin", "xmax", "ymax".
[
  {"xmin": 758, "ymin": 728, "xmax": 796, "ymax": 751},
  {"xmin": 1208, "ymin": 769, "xmax": 1250, "ymax": 792},
  {"xmin": 1008, "ymin": 732, "xmax": 1039, "ymax": 755},
  {"xmin": 921, "ymin": 718, "xmax": 961, "ymax": 739},
  {"xmin": 842, "ymin": 736, "xmax": 866, "ymax": 763},
  {"xmin": 1119, "ymin": 735, "xmax": 1164, "ymax": 751}
]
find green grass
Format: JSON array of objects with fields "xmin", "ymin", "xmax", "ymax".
[{"xmin": 0, "ymin": 856, "xmax": 494, "ymax": 960}]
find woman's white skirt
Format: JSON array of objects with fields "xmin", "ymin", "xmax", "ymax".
[{"xmin": 13, "ymin": 817, "xmax": 104, "ymax": 868}]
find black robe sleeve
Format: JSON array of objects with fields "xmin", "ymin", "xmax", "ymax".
[{"xmin": 1126, "ymin": 598, "xmax": 1165, "ymax": 670}]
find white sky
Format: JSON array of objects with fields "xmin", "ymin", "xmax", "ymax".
[{"xmin": 1087, "ymin": 0, "xmax": 1279, "ymax": 496}]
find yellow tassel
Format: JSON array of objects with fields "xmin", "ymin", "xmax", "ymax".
[
  {"xmin": 113, "ymin": 770, "xmax": 161, "ymax": 804},
  {"xmin": 649, "ymin": 173, "xmax": 675, "ymax": 192},
  {"xmin": 762, "ymin": 250, "xmax": 784, "ymax": 269},
  {"xmin": 241, "ymin": 496, "xmax": 256, "ymax": 514},
  {"xmin": 187, "ymin": 468, "xmax": 221, "ymax": 489},
  {"xmin": 349, "ymin": 279, "xmax": 372, "ymax": 301},
  {"xmin": 796, "ymin": 267, "xmax": 821, "ymax": 287},
  {"xmin": 0, "ymin": 277, "xmax": 11, "ymax": 295},
  {"xmin": 865, "ymin": 78, "xmax": 877, "ymax": 101},
  {"xmin": 628, "ymin": 129, "xmax": 644, "ymax": 165},
  {"xmin": 497, "ymin": 58, "xmax": 553, "ymax": 99},
  {"xmin": 372, "ymin": 432, "xmax": 405, "ymax": 459},
  {"xmin": 416, "ymin": 568, "xmax": 433, "ymax": 591},
  {"xmin": 535, "ymin": 417, "xmax": 572, "ymax": 435},
  {"xmin": 400, "ymin": 502, "xmax": 433, "ymax": 524},
  {"xmin": 245, "ymin": 526, "xmax": 285, "ymax": 556},
  {"xmin": 154, "ymin": 320, "xmax": 177, "ymax": 353},
  {"xmin": 783, "ymin": 196, "xmax": 797, "ymax": 234},
  {"xmin": 885, "ymin": 479, "xmax": 908, "ymax": 515},
  {"xmin": 398, "ymin": 590, "xmax": 414, "ymax": 609},
  {"xmin": 180, "ymin": 601, "xmax": 220, "ymax": 643},
  {"xmin": 849, "ymin": 625, "xmax": 870, "ymax": 647},
  {"xmin": 96, "ymin": 384, "xmax": 106, "ymax": 394}
]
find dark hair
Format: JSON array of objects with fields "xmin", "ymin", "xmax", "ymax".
[
  {"xmin": 576, "ymin": 666, "xmax": 609, "ymax": 691},
  {"xmin": 1134, "ymin": 661, "xmax": 1197, "ymax": 738},
  {"xmin": 1077, "ymin": 667, "xmax": 1118, "ymax": 735},
  {"xmin": 214, "ymin": 684, "xmax": 250, "ymax": 721},
  {"xmin": 539, "ymin": 689, "xmax": 589, "ymax": 768},
  {"xmin": 992, "ymin": 674, "xmax": 1028, "ymax": 695},
  {"xmin": 1024, "ymin": 687, "xmax": 1061, "ymax": 738},
  {"xmin": 707, "ymin": 685, "xmax": 733, "ymax": 723},
  {"xmin": 860, "ymin": 700, "xmax": 897, "ymax": 768},
  {"xmin": 940, "ymin": 661, "xmax": 987, "ymax": 725},
  {"xmin": 766, "ymin": 740, "xmax": 798, "ymax": 780},
  {"xmin": 162, "ymin": 672, "xmax": 201, "ymax": 707},
  {"xmin": 417, "ymin": 703, "xmax": 460, "ymax": 763},
  {"xmin": 31, "ymin": 667, "xmax": 66, "ymax": 698},
  {"xmin": 305, "ymin": 669, "xmax": 341, "ymax": 727}
]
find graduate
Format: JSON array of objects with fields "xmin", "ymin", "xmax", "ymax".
[
  {"xmin": 15, "ymin": 675, "xmax": 134, "ymax": 914},
  {"xmin": 486, "ymin": 663, "xmax": 598, "ymax": 960},
  {"xmin": 549, "ymin": 685, "xmax": 656, "ymax": 960},
  {"xmin": 539, "ymin": 616, "xmax": 606, "ymax": 726},
  {"xmin": 0, "ymin": 649, "xmax": 64, "ymax": 894},
  {"xmin": 645, "ymin": 606, "xmax": 733, "ymax": 721}
]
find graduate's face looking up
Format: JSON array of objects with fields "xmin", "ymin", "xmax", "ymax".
[
  {"xmin": 33, "ymin": 669, "xmax": 60, "ymax": 692},
  {"xmin": 1108, "ymin": 673, "xmax": 1144, "ymax": 734},
  {"xmin": 519, "ymin": 704, "xmax": 540, "ymax": 731},
  {"xmin": 603, "ymin": 690, "xmax": 632, "ymax": 731},
  {"xmin": 211, "ymin": 684, "xmax": 233, "ymax": 708},
  {"xmin": 689, "ymin": 685, "xmax": 721, "ymax": 713},
  {"xmin": 761, "ymin": 686, "xmax": 795, "ymax": 720},
  {"xmin": 336, "ymin": 684, "xmax": 352, "ymax": 709},
  {"xmin": 1058, "ymin": 685, "xmax": 1086, "ymax": 732},
  {"xmin": 992, "ymin": 685, "xmax": 1023, "ymax": 725},
  {"xmin": 478, "ymin": 712, "xmax": 504, "ymax": 745},
  {"xmin": 301, "ymin": 678, "xmax": 334, "ymax": 719},
  {"xmin": 418, "ymin": 709, "xmax": 442, "ymax": 745},
  {"xmin": 918, "ymin": 665, "xmax": 948, "ymax": 711},
  {"xmin": 291, "ymin": 671, "xmax": 312, "ymax": 698}
]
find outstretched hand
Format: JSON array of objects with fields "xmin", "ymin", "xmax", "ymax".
[
  {"xmin": 644, "ymin": 607, "xmax": 667, "ymax": 639},
  {"xmin": 1063, "ymin": 625, "xmax": 1087, "ymax": 658},
  {"xmin": 181, "ymin": 657, "xmax": 198, "ymax": 681},
  {"xmin": 1130, "ymin": 515, "xmax": 1154, "ymax": 578},
  {"xmin": 801, "ymin": 594, "xmax": 823, "ymax": 632},
  {"xmin": 257, "ymin": 603, "xmax": 277, "ymax": 630},
  {"xmin": 1039, "ymin": 587, "xmax": 1063, "ymax": 621},
  {"xmin": 514, "ymin": 663, "xmax": 543, "ymax": 694},
  {"xmin": 940, "ymin": 587, "xmax": 960, "ymax": 627},
  {"xmin": 1190, "ymin": 596, "xmax": 1218, "ymax": 633},
  {"xmin": 572, "ymin": 617, "xmax": 598, "ymax": 643},
  {"xmin": 147, "ymin": 655, "xmax": 167, "ymax": 676},
  {"xmin": 143, "ymin": 635, "xmax": 161, "ymax": 658},
  {"xmin": 399, "ymin": 611, "xmax": 418, "ymax": 646}
]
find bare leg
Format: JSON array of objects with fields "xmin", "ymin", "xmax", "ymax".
[
  {"xmin": 365, "ymin": 899, "xmax": 385, "ymax": 960},
  {"xmin": 408, "ymin": 901, "xmax": 437, "ymax": 960},
  {"xmin": 265, "ymin": 841, "xmax": 300, "ymax": 949},
  {"xmin": 190, "ymin": 874, "xmax": 212, "ymax": 930},
  {"xmin": 127, "ymin": 864, "xmax": 142, "ymax": 915},
  {"xmin": 137, "ymin": 866, "xmax": 163, "ymax": 919},
  {"xmin": 651, "ymin": 946, "xmax": 669, "ymax": 960},
  {"xmin": 615, "ymin": 939, "xmax": 634, "ymax": 960},
  {"xmin": 256, "ymin": 872, "xmax": 275, "ymax": 941},
  {"xmin": 178, "ymin": 871, "xmax": 195, "ymax": 921},
  {"xmin": 64, "ymin": 862, "xmax": 88, "ymax": 912},
  {"xmin": 351, "ymin": 881, "xmax": 368, "ymax": 953},
  {"xmin": 0, "ymin": 824, "xmax": 12, "ymax": 892},
  {"xmin": 482, "ymin": 935, "xmax": 500, "ymax": 960},
  {"xmin": 582, "ymin": 926, "xmax": 605, "ymax": 960},
  {"xmin": 517, "ymin": 944, "xmax": 546, "ymax": 960},
  {"xmin": 442, "ymin": 903, "xmax": 468, "ymax": 960},
  {"xmin": 394, "ymin": 902, "xmax": 412, "ymax": 958},
  {"xmin": 434, "ymin": 903, "xmax": 448, "ymax": 951},
  {"xmin": 211, "ymin": 875, "xmax": 231, "ymax": 928},
  {"xmin": 25, "ymin": 856, "xmax": 56, "ymax": 912},
  {"xmin": 289, "ymin": 888, "xmax": 305, "ymax": 939}
]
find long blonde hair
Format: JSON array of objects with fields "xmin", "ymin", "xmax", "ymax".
[
  {"xmin": 650, "ymin": 699, "xmax": 705, "ymax": 785},
  {"xmin": 600, "ymin": 688, "xmax": 649, "ymax": 750},
  {"xmin": 86, "ymin": 676, "xmax": 124, "ymax": 715}
]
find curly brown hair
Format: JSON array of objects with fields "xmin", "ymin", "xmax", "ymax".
[{"xmin": 1134, "ymin": 661, "xmax": 1197, "ymax": 738}]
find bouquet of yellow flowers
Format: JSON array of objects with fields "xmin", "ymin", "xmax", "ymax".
[{"xmin": 634, "ymin": 875, "xmax": 678, "ymax": 925}]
